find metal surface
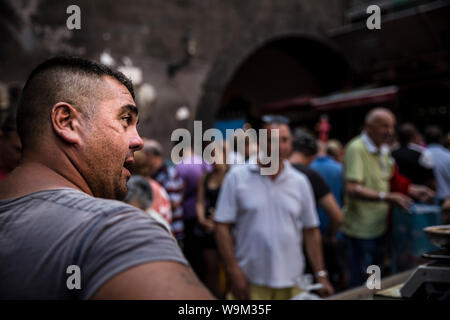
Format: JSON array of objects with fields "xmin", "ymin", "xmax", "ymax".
[
  {"xmin": 400, "ymin": 261, "xmax": 450, "ymax": 298},
  {"xmin": 424, "ymin": 225, "xmax": 450, "ymax": 249},
  {"xmin": 422, "ymin": 250, "xmax": 450, "ymax": 262}
]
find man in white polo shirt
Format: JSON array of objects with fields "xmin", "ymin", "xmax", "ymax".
[{"xmin": 215, "ymin": 116, "xmax": 334, "ymax": 300}]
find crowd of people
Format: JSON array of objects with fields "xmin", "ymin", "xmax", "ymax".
[
  {"xmin": 1, "ymin": 56, "xmax": 450, "ymax": 300},
  {"xmin": 119, "ymin": 107, "xmax": 450, "ymax": 298}
]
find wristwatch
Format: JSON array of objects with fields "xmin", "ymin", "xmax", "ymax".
[
  {"xmin": 378, "ymin": 191, "xmax": 386, "ymax": 201},
  {"xmin": 315, "ymin": 270, "xmax": 328, "ymax": 279}
]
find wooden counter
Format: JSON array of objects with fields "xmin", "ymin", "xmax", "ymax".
[{"xmin": 327, "ymin": 269, "xmax": 415, "ymax": 300}]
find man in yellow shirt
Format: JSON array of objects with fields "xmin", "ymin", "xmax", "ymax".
[{"xmin": 342, "ymin": 108, "xmax": 411, "ymax": 288}]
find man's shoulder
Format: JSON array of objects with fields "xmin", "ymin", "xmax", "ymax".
[
  {"xmin": 346, "ymin": 135, "xmax": 364, "ymax": 150},
  {"xmin": 312, "ymin": 157, "xmax": 342, "ymax": 171},
  {"xmin": 327, "ymin": 158, "xmax": 343, "ymax": 171},
  {"xmin": 222, "ymin": 164, "xmax": 263, "ymax": 188},
  {"xmin": 227, "ymin": 163, "xmax": 255, "ymax": 176},
  {"xmin": 26, "ymin": 188, "xmax": 143, "ymax": 218},
  {"xmin": 433, "ymin": 145, "xmax": 450, "ymax": 157},
  {"xmin": 285, "ymin": 163, "xmax": 311, "ymax": 186},
  {"xmin": 434, "ymin": 147, "xmax": 450, "ymax": 165},
  {"xmin": 345, "ymin": 136, "xmax": 368, "ymax": 158},
  {"xmin": 292, "ymin": 163, "xmax": 314, "ymax": 180}
]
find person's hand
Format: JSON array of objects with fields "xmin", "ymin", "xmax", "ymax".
[
  {"xmin": 200, "ymin": 218, "xmax": 215, "ymax": 233},
  {"xmin": 228, "ymin": 266, "xmax": 249, "ymax": 300},
  {"xmin": 386, "ymin": 192, "xmax": 413, "ymax": 211},
  {"xmin": 409, "ymin": 185, "xmax": 435, "ymax": 203},
  {"xmin": 316, "ymin": 277, "xmax": 334, "ymax": 297}
]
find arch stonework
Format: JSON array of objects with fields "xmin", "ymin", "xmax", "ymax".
[{"xmin": 195, "ymin": 25, "xmax": 351, "ymax": 130}]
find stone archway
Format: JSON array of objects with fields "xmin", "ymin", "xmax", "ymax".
[{"xmin": 195, "ymin": 30, "xmax": 351, "ymax": 129}]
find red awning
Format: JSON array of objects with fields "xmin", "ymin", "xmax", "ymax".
[
  {"xmin": 261, "ymin": 85, "xmax": 398, "ymax": 113},
  {"xmin": 311, "ymin": 85, "xmax": 398, "ymax": 111}
]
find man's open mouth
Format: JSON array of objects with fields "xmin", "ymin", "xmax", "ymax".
[{"xmin": 123, "ymin": 157, "xmax": 135, "ymax": 175}]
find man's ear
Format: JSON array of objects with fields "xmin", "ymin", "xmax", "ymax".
[{"xmin": 50, "ymin": 102, "xmax": 83, "ymax": 144}]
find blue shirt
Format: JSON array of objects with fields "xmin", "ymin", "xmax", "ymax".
[
  {"xmin": 427, "ymin": 144, "xmax": 450, "ymax": 200},
  {"xmin": 311, "ymin": 156, "xmax": 343, "ymax": 235}
]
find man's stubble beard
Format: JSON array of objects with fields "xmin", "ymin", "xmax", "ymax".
[
  {"xmin": 81, "ymin": 141, "xmax": 128, "ymax": 200},
  {"xmin": 89, "ymin": 165, "xmax": 128, "ymax": 200}
]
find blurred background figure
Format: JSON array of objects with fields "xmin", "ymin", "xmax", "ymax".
[
  {"xmin": 442, "ymin": 199, "xmax": 450, "ymax": 224},
  {"xmin": 424, "ymin": 125, "xmax": 450, "ymax": 205},
  {"xmin": 443, "ymin": 132, "xmax": 450, "ymax": 150},
  {"xmin": 311, "ymin": 140, "xmax": 344, "ymax": 213},
  {"xmin": 342, "ymin": 108, "xmax": 412, "ymax": 288},
  {"xmin": 216, "ymin": 117, "xmax": 334, "ymax": 300},
  {"xmin": 392, "ymin": 123, "xmax": 435, "ymax": 189},
  {"xmin": 133, "ymin": 150, "xmax": 172, "ymax": 225},
  {"xmin": 387, "ymin": 123, "xmax": 436, "ymax": 275},
  {"xmin": 196, "ymin": 140, "xmax": 228, "ymax": 298},
  {"xmin": 0, "ymin": 109, "xmax": 22, "ymax": 182},
  {"xmin": 289, "ymin": 131, "xmax": 346, "ymax": 291},
  {"xmin": 143, "ymin": 139, "xmax": 185, "ymax": 247},
  {"xmin": 176, "ymin": 144, "xmax": 211, "ymax": 279},
  {"xmin": 325, "ymin": 139, "xmax": 344, "ymax": 163},
  {"xmin": 311, "ymin": 138, "xmax": 348, "ymax": 290},
  {"xmin": 315, "ymin": 114, "xmax": 331, "ymax": 143},
  {"xmin": 289, "ymin": 131, "xmax": 343, "ymax": 239},
  {"xmin": 124, "ymin": 175, "xmax": 171, "ymax": 232}
]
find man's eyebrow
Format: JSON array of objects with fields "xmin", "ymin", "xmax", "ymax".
[{"xmin": 119, "ymin": 104, "xmax": 138, "ymax": 116}]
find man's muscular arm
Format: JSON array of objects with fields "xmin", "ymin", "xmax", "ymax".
[{"xmin": 91, "ymin": 261, "xmax": 214, "ymax": 299}]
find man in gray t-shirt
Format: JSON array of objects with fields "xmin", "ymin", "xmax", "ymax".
[
  {"xmin": 0, "ymin": 56, "xmax": 213, "ymax": 300},
  {"xmin": 0, "ymin": 188, "xmax": 187, "ymax": 299}
]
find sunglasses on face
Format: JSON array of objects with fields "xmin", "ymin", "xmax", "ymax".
[{"xmin": 261, "ymin": 115, "xmax": 290, "ymax": 125}]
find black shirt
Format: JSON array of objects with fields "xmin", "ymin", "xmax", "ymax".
[
  {"xmin": 293, "ymin": 163, "xmax": 331, "ymax": 204},
  {"xmin": 391, "ymin": 145, "xmax": 434, "ymax": 185}
]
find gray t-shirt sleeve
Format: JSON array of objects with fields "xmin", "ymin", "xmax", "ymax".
[{"xmin": 75, "ymin": 206, "xmax": 188, "ymax": 299}]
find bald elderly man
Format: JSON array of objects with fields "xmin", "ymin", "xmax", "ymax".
[{"xmin": 342, "ymin": 108, "xmax": 412, "ymax": 288}]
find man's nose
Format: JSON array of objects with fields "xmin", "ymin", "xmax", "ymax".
[{"xmin": 130, "ymin": 133, "xmax": 144, "ymax": 152}]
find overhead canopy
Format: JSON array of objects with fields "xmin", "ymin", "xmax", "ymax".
[
  {"xmin": 262, "ymin": 85, "xmax": 398, "ymax": 112},
  {"xmin": 311, "ymin": 85, "xmax": 398, "ymax": 111}
]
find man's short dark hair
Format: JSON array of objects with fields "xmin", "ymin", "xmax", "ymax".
[
  {"xmin": 17, "ymin": 56, "xmax": 134, "ymax": 149},
  {"xmin": 292, "ymin": 132, "xmax": 318, "ymax": 157},
  {"xmin": 424, "ymin": 125, "xmax": 443, "ymax": 145},
  {"xmin": 397, "ymin": 123, "xmax": 417, "ymax": 146}
]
